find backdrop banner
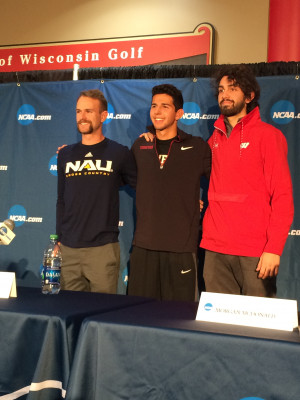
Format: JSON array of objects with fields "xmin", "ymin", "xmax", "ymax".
[{"xmin": 0, "ymin": 76, "xmax": 299, "ymax": 300}]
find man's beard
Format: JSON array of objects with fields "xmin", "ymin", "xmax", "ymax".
[
  {"xmin": 219, "ymin": 98, "xmax": 246, "ymax": 117},
  {"xmin": 77, "ymin": 120, "xmax": 93, "ymax": 134}
]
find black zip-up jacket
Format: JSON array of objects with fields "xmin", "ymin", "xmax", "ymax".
[{"xmin": 131, "ymin": 128, "xmax": 211, "ymax": 253}]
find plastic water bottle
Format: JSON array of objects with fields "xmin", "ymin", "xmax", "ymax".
[{"xmin": 41, "ymin": 234, "xmax": 61, "ymax": 294}]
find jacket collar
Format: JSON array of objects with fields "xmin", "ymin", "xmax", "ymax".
[
  {"xmin": 147, "ymin": 125, "xmax": 190, "ymax": 142},
  {"xmin": 214, "ymin": 106, "xmax": 261, "ymax": 133}
]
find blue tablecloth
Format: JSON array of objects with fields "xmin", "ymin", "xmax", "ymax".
[
  {"xmin": 0, "ymin": 287, "xmax": 152, "ymax": 400},
  {"xmin": 66, "ymin": 300, "xmax": 300, "ymax": 400}
]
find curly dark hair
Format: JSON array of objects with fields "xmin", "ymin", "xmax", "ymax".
[
  {"xmin": 213, "ymin": 64, "xmax": 260, "ymax": 113},
  {"xmin": 152, "ymin": 84, "xmax": 183, "ymax": 111},
  {"xmin": 78, "ymin": 89, "xmax": 108, "ymax": 111}
]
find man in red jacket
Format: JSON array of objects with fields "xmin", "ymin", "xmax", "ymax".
[{"xmin": 200, "ymin": 65, "xmax": 294, "ymax": 297}]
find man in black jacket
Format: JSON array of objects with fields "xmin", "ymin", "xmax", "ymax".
[{"xmin": 128, "ymin": 84, "xmax": 211, "ymax": 301}]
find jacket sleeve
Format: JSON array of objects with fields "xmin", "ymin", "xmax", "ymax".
[
  {"xmin": 120, "ymin": 146, "xmax": 137, "ymax": 189},
  {"xmin": 203, "ymin": 140, "xmax": 212, "ymax": 180},
  {"xmin": 262, "ymin": 127, "xmax": 294, "ymax": 255},
  {"xmin": 56, "ymin": 151, "xmax": 65, "ymax": 242}
]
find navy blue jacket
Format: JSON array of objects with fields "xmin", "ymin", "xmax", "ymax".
[{"xmin": 56, "ymin": 138, "xmax": 136, "ymax": 248}]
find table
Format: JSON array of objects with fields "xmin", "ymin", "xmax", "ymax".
[
  {"xmin": 66, "ymin": 300, "xmax": 300, "ymax": 400},
  {"xmin": 0, "ymin": 287, "xmax": 152, "ymax": 400}
]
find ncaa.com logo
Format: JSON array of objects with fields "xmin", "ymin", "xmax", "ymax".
[
  {"xmin": 8, "ymin": 205, "xmax": 43, "ymax": 227},
  {"xmin": 17, "ymin": 104, "xmax": 52, "ymax": 126},
  {"xmin": 204, "ymin": 302, "xmax": 213, "ymax": 311},
  {"xmin": 49, "ymin": 155, "xmax": 57, "ymax": 176},
  {"xmin": 271, "ymin": 100, "xmax": 300, "ymax": 125},
  {"xmin": 180, "ymin": 102, "xmax": 219, "ymax": 126},
  {"xmin": 240, "ymin": 398, "xmax": 265, "ymax": 400},
  {"xmin": 289, "ymin": 229, "xmax": 300, "ymax": 236},
  {"xmin": 104, "ymin": 103, "xmax": 131, "ymax": 125}
]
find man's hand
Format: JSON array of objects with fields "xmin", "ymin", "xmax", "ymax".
[
  {"xmin": 139, "ymin": 132, "xmax": 154, "ymax": 142},
  {"xmin": 53, "ymin": 243, "xmax": 61, "ymax": 257},
  {"xmin": 256, "ymin": 252, "xmax": 280, "ymax": 279},
  {"xmin": 56, "ymin": 144, "xmax": 67, "ymax": 154},
  {"xmin": 199, "ymin": 200, "xmax": 204, "ymax": 212}
]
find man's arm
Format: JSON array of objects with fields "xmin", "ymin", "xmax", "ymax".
[
  {"xmin": 203, "ymin": 140, "xmax": 212, "ymax": 180},
  {"xmin": 256, "ymin": 128, "xmax": 294, "ymax": 279},
  {"xmin": 56, "ymin": 151, "xmax": 65, "ymax": 242},
  {"xmin": 262, "ymin": 128, "xmax": 294, "ymax": 256},
  {"xmin": 120, "ymin": 147, "xmax": 137, "ymax": 189}
]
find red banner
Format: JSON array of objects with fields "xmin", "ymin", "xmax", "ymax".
[{"xmin": 0, "ymin": 24, "xmax": 214, "ymax": 73}]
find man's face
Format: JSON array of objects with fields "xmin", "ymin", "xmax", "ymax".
[
  {"xmin": 218, "ymin": 76, "xmax": 251, "ymax": 118},
  {"xmin": 76, "ymin": 96, "xmax": 107, "ymax": 135},
  {"xmin": 150, "ymin": 93, "xmax": 182, "ymax": 135}
]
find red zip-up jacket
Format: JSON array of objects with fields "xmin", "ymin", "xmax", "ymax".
[{"xmin": 201, "ymin": 107, "xmax": 294, "ymax": 257}]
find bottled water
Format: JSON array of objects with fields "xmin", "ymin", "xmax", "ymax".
[{"xmin": 41, "ymin": 234, "xmax": 61, "ymax": 294}]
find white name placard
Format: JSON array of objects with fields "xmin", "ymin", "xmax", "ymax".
[
  {"xmin": 196, "ymin": 292, "xmax": 298, "ymax": 331},
  {"xmin": 0, "ymin": 272, "xmax": 17, "ymax": 298}
]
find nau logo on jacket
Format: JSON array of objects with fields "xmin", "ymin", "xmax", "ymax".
[{"xmin": 65, "ymin": 159, "xmax": 113, "ymax": 173}]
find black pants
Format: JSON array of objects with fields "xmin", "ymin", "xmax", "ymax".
[
  {"xmin": 203, "ymin": 250, "xmax": 277, "ymax": 297},
  {"xmin": 128, "ymin": 246, "xmax": 198, "ymax": 301}
]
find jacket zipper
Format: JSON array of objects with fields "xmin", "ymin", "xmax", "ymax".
[{"xmin": 155, "ymin": 137, "xmax": 179, "ymax": 170}]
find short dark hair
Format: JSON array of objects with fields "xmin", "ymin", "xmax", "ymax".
[
  {"xmin": 152, "ymin": 84, "xmax": 183, "ymax": 111},
  {"xmin": 78, "ymin": 89, "xmax": 108, "ymax": 111},
  {"xmin": 213, "ymin": 64, "xmax": 260, "ymax": 113}
]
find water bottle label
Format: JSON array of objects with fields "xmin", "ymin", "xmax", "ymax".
[{"xmin": 43, "ymin": 267, "xmax": 60, "ymax": 284}]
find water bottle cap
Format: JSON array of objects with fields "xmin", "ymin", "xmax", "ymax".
[{"xmin": 50, "ymin": 234, "xmax": 58, "ymax": 240}]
